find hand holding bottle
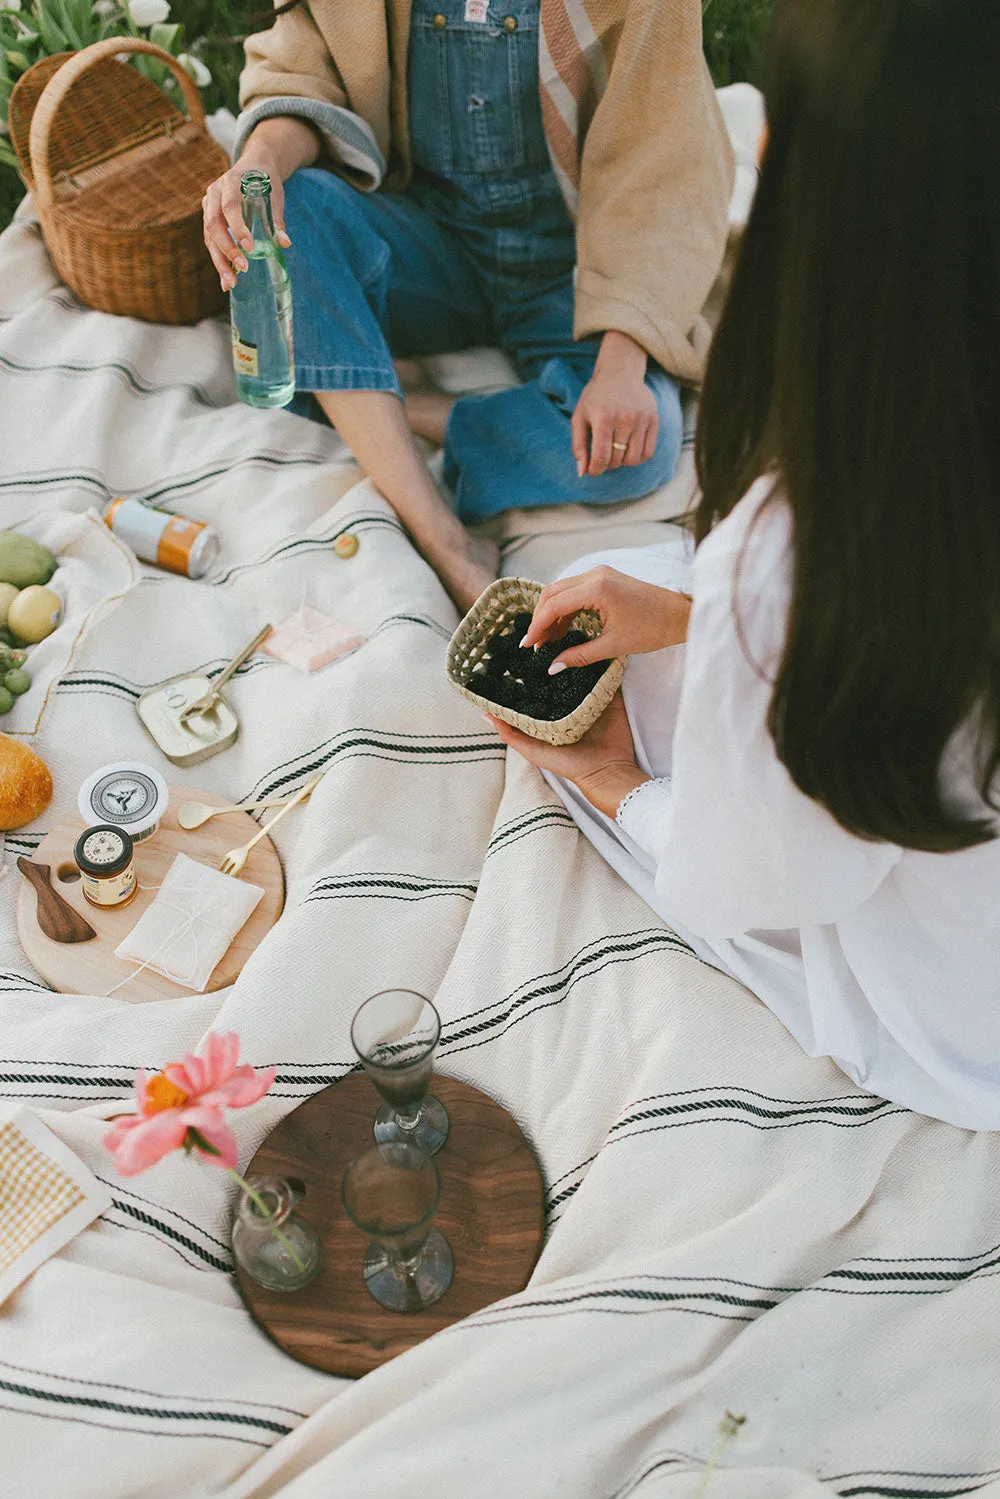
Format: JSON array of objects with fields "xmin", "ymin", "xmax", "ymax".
[{"xmin": 202, "ymin": 118, "xmax": 320, "ymax": 291}]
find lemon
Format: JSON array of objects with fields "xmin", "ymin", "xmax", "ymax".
[{"xmin": 8, "ymin": 585, "xmax": 62, "ymax": 644}]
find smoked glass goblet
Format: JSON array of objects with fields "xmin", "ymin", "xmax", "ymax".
[
  {"xmin": 351, "ymin": 990, "xmax": 450, "ymax": 1155},
  {"xmin": 341, "ymin": 1142, "xmax": 454, "ymax": 1312}
]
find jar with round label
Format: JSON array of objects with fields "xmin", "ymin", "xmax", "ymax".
[
  {"xmin": 74, "ymin": 825, "xmax": 138, "ymax": 909},
  {"xmin": 78, "ymin": 762, "xmax": 169, "ymax": 843}
]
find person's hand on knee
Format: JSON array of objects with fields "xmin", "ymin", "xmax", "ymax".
[{"xmin": 572, "ymin": 330, "xmax": 659, "ymax": 477}]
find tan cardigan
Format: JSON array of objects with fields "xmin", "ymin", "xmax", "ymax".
[{"xmin": 239, "ymin": 0, "xmax": 734, "ymax": 382}]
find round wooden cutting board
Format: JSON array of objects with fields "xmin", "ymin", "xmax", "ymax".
[
  {"xmin": 16, "ymin": 788, "xmax": 284, "ymax": 1003},
  {"xmin": 235, "ymin": 1072, "xmax": 546, "ymax": 1378}
]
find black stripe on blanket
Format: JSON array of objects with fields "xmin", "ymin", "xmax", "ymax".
[
  {"xmin": 0, "ymin": 1356, "xmax": 309, "ymax": 1421},
  {"xmin": 0, "ymin": 451, "xmax": 332, "ymax": 509},
  {"xmin": 208, "ymin": 514, "xmax": 406, "ymax": 588},
  {"xmin": 0, "ymin": 1379, "xmax": 293, "ymax": 1446},
  {"xmin": 0, "ymin": 969, "xmax": 49, "ymax": 993},
  {"xmin": 304, "ymin": 872, "xmax": 479, "ymax": 906},
  {"xmin": 438, "ymin": 929, "xmax": 694, "ymax": 1061},
  {"xmin": 55, "ymin": 612, "xmax": 452, "ymax": 702},
  {"xmin": 56, "ymin": 656, "xmax": 275, "ymax": 704},
  {"xmin": 824, "ymin": 1469, "xmax": 1000, "ymax": 1499},
  {"xmin": 835, "ymin": 1485, "xmax": 990, "ymax": 1498},
  {"xmin": 612, "ymin": 1453, "xmax": 1000, "ymax": 1499},
  {"xmin": 0, "ymin": 349, "xmax": 221, "ymax": 409},
  {"xmin": 244, "ymin": 730, "xmax": 505, "ymax": 802},
  {"xmin": 455, "ymin": 1276, "xmax": 777, "ymax": 1331},
  {"xmin": 3, "ymin": 832, "xmax": 44, "ymax": 853},
  {"xmin": 101, "ymin": 1200, "xmax": 233, "ymax": 1274},
  {"xmin": 610, "ymin": 1085, "xmax": 897, "ymax": 1136},
  {"xmin": 484, "ymin": 805, "xmax": 577, "ymax": 860},
  {"xmin": 544, "ymin": 1086, "xmax": 902, "ymax": 1220}
]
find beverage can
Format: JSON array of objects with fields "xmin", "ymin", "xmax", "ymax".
[{"xmin": 104, "ymin": 498, "xmax": 220, "ymax": 579}]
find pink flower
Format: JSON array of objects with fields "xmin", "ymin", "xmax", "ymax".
[{"xmin": 104, "ymin": 1032, "xmax": 276, "ymax": 1176}]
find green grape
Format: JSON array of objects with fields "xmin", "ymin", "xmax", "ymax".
[
  {"xmin": 3, "ymin": 668, "xmax": 30, "ymax": 696},
  {"xmin": 0, "ymin": 686, "xmax": 14, "ymax": 715}
]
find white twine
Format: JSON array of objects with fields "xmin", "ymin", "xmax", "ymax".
[{"xmin": 105, "ymin": 889, "xmax": 238, "ymax": 997}]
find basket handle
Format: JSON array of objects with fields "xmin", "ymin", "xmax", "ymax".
[{"xmin": 28, "ymin": 38, "xmax": 209, "ymax": 212}]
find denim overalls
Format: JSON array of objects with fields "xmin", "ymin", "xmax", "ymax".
[{"xmin": 282, "ymin": 0, "xmax": 682, "ymax": 521}]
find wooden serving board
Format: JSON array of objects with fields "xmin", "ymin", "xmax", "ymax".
[
  {"xmin": 16, "ymin": 788, "xmax": 284, "ymax": 1003},
  {"xmin": 235, "ymin": 1073, "xmax": 545, "ymax": 1378}
]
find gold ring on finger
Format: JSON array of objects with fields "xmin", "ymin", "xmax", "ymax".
[{"xmin": 612, "ymin": 441, "xmax": 628, "ymax": 452}]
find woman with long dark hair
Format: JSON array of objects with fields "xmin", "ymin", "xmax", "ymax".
[
  {"xmin": 488, "ymin": 0, "xmax": 1000, "ymax": 1127},
  {"xmin": 202, "ymin": 1, "xmax": 734, "ymax": 611}
]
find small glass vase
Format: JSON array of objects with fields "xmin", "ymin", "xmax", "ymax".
[{"xmin": 231, "ymin": 1176, "xmax": 322, "ymax": 1292}]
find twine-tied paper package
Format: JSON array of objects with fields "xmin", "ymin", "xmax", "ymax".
[{"xmin": 114, "ymin": 853, "xmax": 264, "ymax": 992}]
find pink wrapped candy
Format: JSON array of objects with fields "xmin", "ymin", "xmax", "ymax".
[{"xmin": 263, "ymin": 608, "xmax": 365, "ymax": 673}]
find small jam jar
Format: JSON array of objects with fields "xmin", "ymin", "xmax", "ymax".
[{"xmin": 74, "ymin": 825, "xmax": 137, "ymax": 909}]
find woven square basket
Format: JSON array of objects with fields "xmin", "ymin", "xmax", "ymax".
[{"xmin": 446, "ymin": 577, "xmax": 626, "ymax": 747}]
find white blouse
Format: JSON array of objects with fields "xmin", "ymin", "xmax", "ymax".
[{"xmin": 547, "ymin": 479, "xmax": 1000, "ymax": 1129}]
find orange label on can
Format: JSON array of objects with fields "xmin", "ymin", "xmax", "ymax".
[{"xmin": 157, "ymin": 516, "xmax": 205, "ymax": 575}]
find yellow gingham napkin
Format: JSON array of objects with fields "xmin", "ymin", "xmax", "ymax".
[{"xmin": 0, "ymin": 1106, "xmax": 111, "ymax": 1303}]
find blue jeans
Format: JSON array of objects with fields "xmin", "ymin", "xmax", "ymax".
[{"xmin": 283, "ymin": 167, "xmax": 683, "ymax": 523}]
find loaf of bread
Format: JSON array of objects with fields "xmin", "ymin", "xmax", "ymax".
[{"xmin": 0, "ymin": 733, "xmax": 52, "ymax": 829}]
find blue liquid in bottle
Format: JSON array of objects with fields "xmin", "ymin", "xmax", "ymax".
[{"xmin": 230, "ymin": 169, "xmax": 295, "ymax": 409}]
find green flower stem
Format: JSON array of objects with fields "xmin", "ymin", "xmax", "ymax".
[
  {"xmin": 692, "ymin": 1412, "xmax": 746, "ymax": 1499},
  {"xmin": 227, "ymin": 1168, "xmax": 307, "ymax": 1273}
]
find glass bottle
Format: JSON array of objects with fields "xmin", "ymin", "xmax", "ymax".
[
  {"xmin": 231, "ymin": 1176, "xmax": 322, "ymax": 1292},
  {"xmin": 230, "ymin": 170, "xmax": 295, "ymax": 409}
]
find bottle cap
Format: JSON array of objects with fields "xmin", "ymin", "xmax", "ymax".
[{"xmin": 74, "ymin": 825, "xmax": 134, "ymax": 878}]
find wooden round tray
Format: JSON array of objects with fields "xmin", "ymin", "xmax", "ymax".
[
  {"xmin": 16, "ymin": 787, "xmax": 284, "ymax": 1003},
  {"xmin": 235, "ymin": 1073, "xmax": 545, "ymax": 1378}
]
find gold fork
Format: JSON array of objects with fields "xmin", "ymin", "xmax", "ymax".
[{"xmin": 218, "ymin": 775, "xmax": 323, "ymax": 878}]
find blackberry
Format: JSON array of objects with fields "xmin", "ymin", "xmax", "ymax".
[{"xmin": 465, "ymin": 610, "xmax": 610, "ymax": 721}]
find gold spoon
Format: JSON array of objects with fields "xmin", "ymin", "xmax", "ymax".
[
  {"xmin": 178, "ymin": 793, "xmax": 308, "ymax": 831},
  {"xmin": 218, "ymin": 775, "xmax": 323, "ymax": 878}
]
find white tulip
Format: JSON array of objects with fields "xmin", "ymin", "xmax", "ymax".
[
  {"xmin": 0, "ymin": 0, "xmax": 23, "ymax": 13},
  {"xmin": 177, "ymin": 52, "xmax": 211, "ymax": 87},
  {"xmin": 206, "ymin": 107, "xmax": 237, "ymax": 155},
  {"xmin": 126, "ymin": 0, "xmax": 169, "ymax": 26}
]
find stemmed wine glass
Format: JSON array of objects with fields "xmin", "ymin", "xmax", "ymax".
[
  {"xmin": 341, "ymin": 1142, "xmax": 454, "ymax": 1312},
  {"xmin": 351, "ymin": 990, "xmax": 450, "ymax": 1155}
]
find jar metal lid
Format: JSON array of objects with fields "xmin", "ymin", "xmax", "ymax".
[{"xmin": 74, "ymin": 824, "xmax": 135, "ymax": 878}]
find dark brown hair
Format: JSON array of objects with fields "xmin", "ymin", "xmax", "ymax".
[{"xmin": 695, "ymin": 0, "xmax": 1000, "ymax": 852}]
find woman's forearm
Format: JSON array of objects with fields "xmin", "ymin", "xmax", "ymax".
[
  {"xmin": 574, "ymin": 764, "xmax": 651, "ymax": 819},
  {"xmin": 239, "ymin": 117, "xmax": 322, "ymax": 180},
  {"xmin": 596, "ymin": 329, "xmax": 648, "ymax": 380}
]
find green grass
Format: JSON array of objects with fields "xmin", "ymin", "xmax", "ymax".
[
  {"xmin": 0, "ymin": 0, "xmax": 773, "ymax": 234},
  {"xmin": 703, "ymin": 0, "xmax": 772, "ymax": 87}
]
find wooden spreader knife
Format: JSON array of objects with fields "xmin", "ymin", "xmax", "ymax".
[{"xmin": 18, "ymin": 858, "xmax": 97, "ymax": 943}]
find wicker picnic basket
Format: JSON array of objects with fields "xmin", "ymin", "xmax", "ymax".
[
  {"xmin": 9, "ymin": 38, "xmax": 227, "ymax": 324},
  {"xmin": 446, "ymin": 577, "xmax": 626, "ymax": 747}
]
